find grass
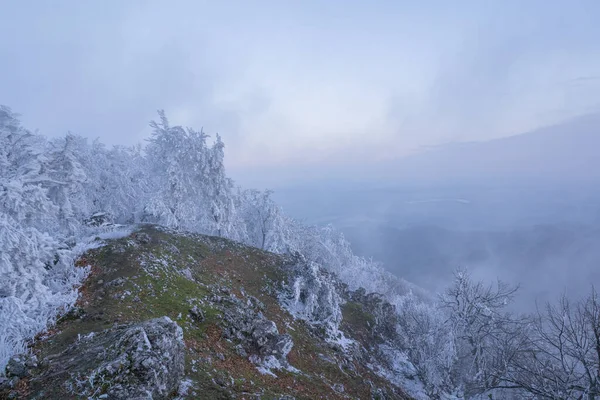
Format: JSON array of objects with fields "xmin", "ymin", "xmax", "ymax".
[{"xmin": 15, "ymin": 225, "xmax": 409, "ymax": 400}]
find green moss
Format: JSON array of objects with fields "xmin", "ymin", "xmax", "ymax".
[
  {"xmin": 189, "ymin": 369, "xmax": 234, "ymax": 399},
  {"xmin": 26, "ymin": 225, "xmax": 407, "ymax": 400},
  {"xmin": 342, "ymin": 301, "xmax": 375, "ymax": 328}
]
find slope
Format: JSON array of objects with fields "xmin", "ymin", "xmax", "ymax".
[{"xmin": 0, "ymin": 225, "xmax": 413, "ymax": 400}]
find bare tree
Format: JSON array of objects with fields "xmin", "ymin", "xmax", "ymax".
[
  {"xmin": 505, "ymin": 288, "xmax": 600, "ymax": 399},
  {"xmin": 440, "ymin": 269, "xmax": 526, "ymax": 396}
]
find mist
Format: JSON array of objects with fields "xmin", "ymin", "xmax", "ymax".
[
  {"xmin": 272, "ymin": 117, "xmax": 600, "ymax": 311},
  {"xmin": 3, "ymin": 2, "xmax": 600, "ymax": 397},
  {"xmin": 2, "ymin": 1, "xmax": 600, "ymax": 312}
]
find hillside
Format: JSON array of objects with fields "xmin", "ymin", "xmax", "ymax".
[
  {"xmin": 3, "ymin": 107, "xmax": 599, "ymax": 399},
  {"xmin": 0, "ymin": 225, "xmax": 412, "ymax": 400}
]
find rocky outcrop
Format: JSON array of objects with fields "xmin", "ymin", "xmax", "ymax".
[
  {"xmin": 1, "ymin": 225, "xmax": 411, "ymax": 400},
  {"xmin": 278, "ymin": 254, "xmax": 344, "ymax": 338},
  {"xmin": 213, "ymin": 292, "xmax": 294, "ymax": 374},
  {"xmin": 26, "ymin": 316, "xmax": 185, "ymax": 399},
  {"xmin": 5, "ymin": 354, "xmax": 36, "ymax": 379}
]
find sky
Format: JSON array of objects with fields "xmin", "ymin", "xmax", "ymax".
[{"xmin": 1, "ymin": 0, "xmax": 599, "ymax": 184}]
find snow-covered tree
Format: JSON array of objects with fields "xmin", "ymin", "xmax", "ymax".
[
  {"xmin": 440, "ymin": 269, "xmax": 525, "ymax": 396},
  {"xmin": 240, "ymin": 189, "xmax": 283, "ymax": 250},
  {"xmin": 0, "ymin": 106, "xmax": 88, "ymax": 372},
  {"xmin": 144, "ymin": 110, "xmax": 233, "ymax": 235},
  {"xmin": 396, "ymin": 293, "xmax": 457, "ymax": 398},
  {"xmin": 504, "ymin": 288, "xmax": 600, "ymax": 399},
  {"xmin": 46, "ymin": 134, "xmax": 88, "ymax": 234},
  {"xmin": 0, "ymin": 106, "xmax": 58, "ymax": 233},
  {"xmin": 205, "ymin": 133, "xmax": 239, "ymax": 238},
  {"xmin": 81, "ymin": 141, "xmax": 148, "ymax": 224}
]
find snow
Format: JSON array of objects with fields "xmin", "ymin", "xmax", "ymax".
[
  {"xmin": 176, "ymin": 378, "xmax": 194, "ymax": 397},
  {"xmin": 278, "ymin": 259, "xmax": 344, "ymax": 337},
  {"xmin": 1, "ymin": 106, "xmax": 427, "ymax": 385},
  {"xmin": 367, "ymin": 345, "xmax": 428, "ymax": 399},
  {"xmin": 249, "ymin": 354, "xmax": 300, "ymax": 377},
  {"xmin": 2, "ymin": 105, "xmax": 593, "ymax": 399},
  {"xmin": 328, "ymin": 329, "xmax": 355, "ymax": 351},
  {"xmin": 93, "ymin": 226, "xmax": 134, "ymax": 240},
  {"xmin": 0, "ymin": 224, "xmax": 135, "ymax": 373}
]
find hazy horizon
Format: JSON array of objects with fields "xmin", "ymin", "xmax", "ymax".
[
  {"xmin": 2, "ymin": 1, "xmax": 600, "ymax": 187},
  {"xmin": 2, "ymin": 0, "xmax": 599, "ymax": 311}
]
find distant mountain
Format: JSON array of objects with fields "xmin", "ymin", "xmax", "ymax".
[{"xmin": 387, "ymin": 113, "xmax": 600, "ymax": 183}]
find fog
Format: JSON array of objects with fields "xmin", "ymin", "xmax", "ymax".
[
  {"xmin": 274, "ymin": 182, "xmax": 600, "ymax": 312},
  {"xmin": 272, "ymin": 113, "xmax": 600, "ymax": 310},
  {"xmin": 2, "ymin": 1, "xmax": 600, "ymax": 311}
]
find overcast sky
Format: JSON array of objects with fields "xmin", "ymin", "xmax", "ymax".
[{"xmin": 1, "ymin": 0, "xmax": 599, "ymax": 180}]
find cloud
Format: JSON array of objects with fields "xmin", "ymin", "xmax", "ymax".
[{"xmin": 1, "ymin": 0, "xmax": 599, "ymax": 181}]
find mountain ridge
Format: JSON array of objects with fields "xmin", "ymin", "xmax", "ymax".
[
  {"xmin": 0, "ymin": 225, "xmax": 413, "ymax": 400},
  {"xmin": 384, "ymin": 112, "xmax": 600, "ymax": 183}
]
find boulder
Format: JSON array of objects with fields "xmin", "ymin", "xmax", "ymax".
[
  {"xmin": 34, "ymin": 316, "xmax": 184, "ymax": 399},
  {"xmin": 251, "ymin": 320, "xmax": 293, "ymax": 360},
  {"xmin": 5, "ymin": 355, "xmax": 31, "ymax": 378},
  {"xmin": 213, "ymin": 292, "xmax": 294, "ymax": 372}
]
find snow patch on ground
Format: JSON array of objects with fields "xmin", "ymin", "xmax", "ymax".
[
  {"xmin": 93, "ymin": 225, "xmax": 134, "ymax": 241},
  {"xmin": 328, "ymin": 328, "xmax": 356, "ymax": 350},
  {"xmin": 250, "ymin": 354, "xmax": 300, "ymax": 377},
  {"xmin": 367, "ymin": 345, "xmax": 428, "ymax": 400}
]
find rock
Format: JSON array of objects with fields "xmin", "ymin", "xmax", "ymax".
[
  {"xmin": 0, "ymin": 376, "xmax": 9, "ymax": 390},
  {"xmin": 219, "ymin": 286, "xmax": 231, "ymax": 295},
  {"xmin": 5, "ymin": 355, "xmax": 30, "ymax": 378},
  {"xmin": 247, "ymin": 295, "xmax": 266, "ymax": 311},
  {"xmin": 134, "ymin": 232, "xmax": 152, "ymax": 244},
  {"xmin": 32, "ymin": 316, "xmax": 184, "ymax": 399},
  {"xmin": 333, "ymin": 383, "xmax": 345, "ymax": 393},
  {"xmin": 252, "ymin": 320, "xmax": 278, "ymax": 346},
  {"xmin": 24, "ymin": 354, "xmax": 38, "ymax": 369},
  {"xmin": 251, "ymin": 320, "xmax": 293, "ymax": 360},
  {"xmin": 212, "ymin": 288, "xmax": 294, "ymax": 372},
  {"xmin": 189, "ymin": 305, "xmax": 205, "ymax": 322},
  {"xmin": 214, "ymin": 371, "xmax": 228, "ymax": 386},
  {"xmin": 106, "ymin": 277, "xmax": 126, "ymax": 287},
  {"xmin": 278, "ymin": 258, "xmax": 344, "ymax": 338},
  {"xmin": 235, "ymin": 344, "xmax": 248, "ymax": 357}
]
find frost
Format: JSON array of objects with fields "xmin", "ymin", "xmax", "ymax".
[
  {"xmin": 278, "ymin": 257, "xmax": 343, "ymax": 338},
  {"xmin": 3, "ymin": 105, "xmax": 593, "ymax": 399},
  {"xmin": 368, "ymin": 345, "xmax": 428, "ymax": 400},
  {"xmin": 328, "ymin": 330, "xmax": 355, "ymax": 350},
  {"xmin": 176, "ymin": 378, "xmax": 194, "ymax": 397},
  {"xmin": 249, "ymin": 354, "xmax": 299, "ymax": 377},
  {"xmin": 93, "ymin": 227, "xmax": 134, "ymax": 241}
]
